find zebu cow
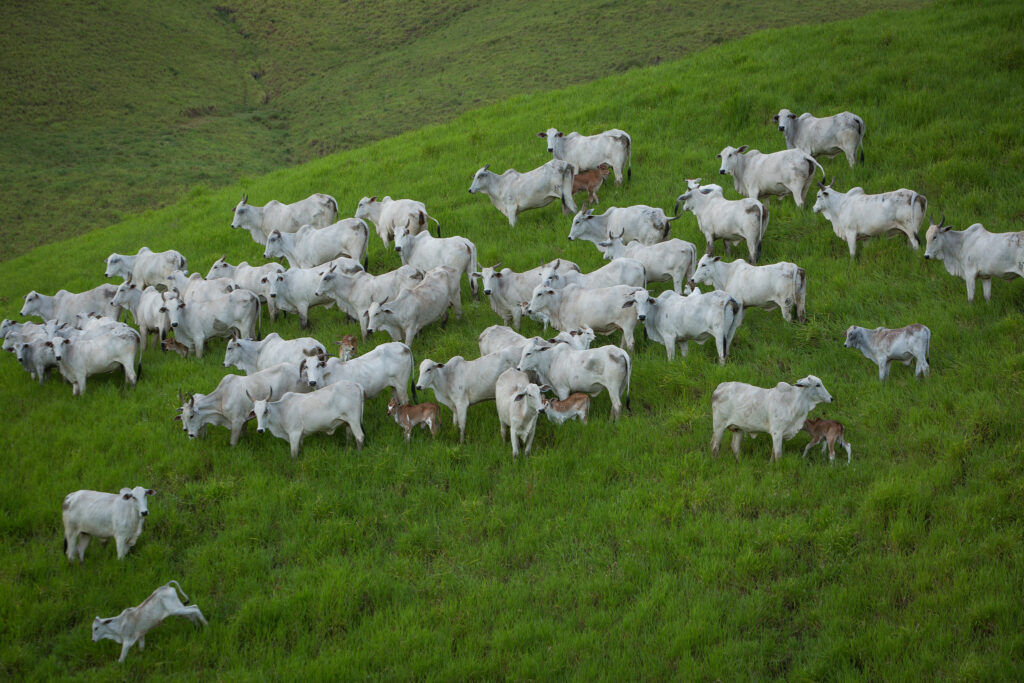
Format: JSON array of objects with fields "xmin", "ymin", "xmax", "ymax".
[
  {"xmin": 394, "ymin": 225, "xmax": 479, "ymax": 297},
  {"xmin": 315, "ymin": 263, "xmax": 424, "ymax": 338},
  {"xmin": 494, "ymin": 368, "xmax": 547, "ymax": 458},
  {"xmin": 538, "ymin": 128, "xmax": 632, "ymax": 185},
  {"xmin": 690, "ymin": 255, "xmax": 806, "ymax": 323},
  {"xmin": 516, "ymin": 338, "xmax": 631, "ymax": 420},
  {"xmin": 365, "ymin": 267, "xmax": 461, "ymax": 347},
  {"xmin": 538, "ymin": 258, "xmax": 646, "ymax": 292},
  {"xmin": 717, "ymin": 145, "xmax": 824, "ymax": 208},
  {"xmin": 628, "ymin": 288, "xmax": 742, "ymax": 364},
  {"xmin": 52, "ymin": 322, "xmax": 141, "ymax": 395},
  {"xmin": 253, "ymin": 380, "xmax": 366, "ymax": 457},
  {"xmin": 572, "ymin": 164, "xmax": 611, "ymax": 209},
  {"xmin": 21, "ymin": 284, "xmax": 120, "ymax": 325},
  {"xmin": 105, "ymin": 247, "xmax": 188, "ymax": 288},
  {"xmin": 468, "ymin": 160, "xmax": 577, "ymax": 227},
  {"xmin": 267, "ymin": 257, "xmax": 361, "ymax": 329},
  {"xmin": 568, "ymin": 205, "xmax": 677, "ymax": 246},
  {"xmin": 355, "ymin": 195, "xmax": 441, "ymax": 246},
  {"xmin": 231, "ymin": 193, "xmax": 339, "ymax": 245},
  {"xmin": 471, "ymin": 260, "xmax": 579, "ymax": 329},
  {"xmin": 166, "ymin": 270, "xmax": 236, "ymax": 303},
  {"xmin": 163, "ymin": 289, "xmax": 261, "ymax": 358},
  {"xmin": 844, "ymin": 324, "xmax": 931, "ymax": 380},
  {"xmin": 387, "ymin": 398, "xmax": 440, "ymax": 442},
  {"xmin": 223, "ymin": 333, "xmax": 324, "ymax": 374},
  {"xmin": 263, "ymin": 218, "xmax": 369, "ymax": 269},
  {"xmin": 92, "ymin": 581, "xmax": 207, "ymax": 662},
  {"xmin": 773, "ymin": 108, "xmax": 866, "ymax": 167},
  {"xmin": 812, "ymin": 182, "xmax": 926, "ymax": 257},
  {"xmin": 299, "ymin": 341, "xmax": 414, "ymax": 405},
  {"xmin": 207, "ymin": 258, "xmax": 284, "ymax": 315},
  {"xmin": 5, "ymin": 320, "xmax": 68, "ymax": 384},
  {"xmin": 675, "ymin": 179, "xmax": 768, "ymax": 262},
  {"xmin": 62, "ymin": 486, "xmax": 155, "ymax": 563},
  {"xmin": 527, "ymin": 284, "xmax": 643, "ymax": 351},
  {"xmin": 923, "ymin": 216, "xmax": 1024, "ymax": 302},
  {"xmin": 596, "ymin": 231, "xmax": 697, "ymax": 294},
  {"xmin": 176, "ymin": 362, "xmax": 310, "ymax": 446},
  {"xmin": 112, "ymin": 282, "xmax": 172, "ymax": 351},
  {"xmin": 477, "ymin": 324, "xmax": 595, "ymax": 357},
  {"xmin": 711, "ymin": 375, "xmax": 833, "ymax": 461}
]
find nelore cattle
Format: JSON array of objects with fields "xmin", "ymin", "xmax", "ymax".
[
  {"xmin": 717, "ymin": 145, "xmax": 824, "ymax": 208},
  {"xmin": 494, "ymin": 368, "xmax": 547, "ymax": 459},
  {"xmin": 802, "ymin": 418, "xmax": 852, "ymax": 464},
  {"xmin": 365, "ymin": 266, "xmax": 461, "ymax": 347},
  {"xmin": 527, "ymin": 284, "xmax": 643, "ymax": 352},
  {"xmin": 472, "ymin": 261, "xmax": 579, "ymax": 330},
  {"xmin": 268, "ymin": 257, "xmax": 362, "ymax": 329},
  {"xmin": 516, "ymin": 338, "xmax": 631, "ymax": 420},
  {"xmin": 394, "ymin": 225, "xmax": 479, "ymax": 297},
  {"xmin": 923, "ymin": 215, "xmax": 1024, "ymax": 302},
  {"xmin": 477, "ymin": 324, "xmax": 595, "ymax": 357},
  {"xmin": 264, "ymin": 219, "xmax": 369, "ymax": 269},
  {"xmin": 538, "ymin": 128, "xmax": 632, "ymax": 185},
  {"xmin": 112, "ymin": 283, "xmax": 173, "ymax": 351},
  {"xmin": 300, "ymin": 341, "xmax": 414, "ymax": 405},
  {"xmin": 387, "ymin": 398, "xmax": 440, "ymax": 442},
  {"xmin": 568, "ymin": 205, "xmax": 677, "ymax": 246},
  {"xmin": 92, "ymin": 581, "xmax": 206, "ymax": 662},
  {"xmin": 596, "ymin": 231, "xmax": 697, "ymax": 294},
  {"xmin": 21, "ymin": 284, "xmax": 120, "ymax": 325},
  {"xmin": 105, "ymin": 247, "xmax": 187, "ymax": 288},
  {"xmin": 316, "ymin": 263, "xmax": 423, "ymax": 339},
  {"xmin": 628, "ymin": 288, "xmax": 742, "ymax": 364},
  {"xmin": 538, "ymin": 258, "xmax": 645, "ymax": 292},
  {"xmin": 51, "ymin": 321, "xmax": 141, "ymax": 395},
  {"xmin": 223, "ymin": 333, "xmax": 324, "ymax": 375},
  {"xmin": 469, "ymin": 160, "xmax": 577, "ymax": 227},
  {"xmin": 231, "ymin": 193, "xmax": 338, "ymax": 245},
  {"xmin": 843, "ymin": 324, "xmax": 931, "ymax": 381},
  {"xmin": 690, "ymin": 255, "xmax": 806, "ymax": 323},
  {"xmin": 252, "ymin": 380, "xmax": 366, "ymax": 457},
  {"xmin": 773, "ymin": 108, "xmax": 865, "ymax": 167},
  {"xmin": 812, "ymin": 181, "xmax": 926, "ymax": 257},
  {"xmin": 166, "ymin": 270, "xmax": 236, "ymax": 303},
  {"xmin": 62, "ymin": 486, "xmax": 155, "ymax": 563},
  {"xmin": 163, "ymin": 289, "xmax": 260, "ymax": 358},
  {"xmin": 355, "ymin": 195, "xmax": 441, "ymax": 246},
  {"xmin": 675, "ymin": 179, "xmax": 768, "ymax": 263},
  {"xmin": 207, "ymin": 258, "xmax": 284, "ymax": 313}
]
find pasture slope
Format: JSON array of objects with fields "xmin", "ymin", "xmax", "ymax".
[
  {"xmin": 0, "ymin": 0, "xmax": 920, "ymax": 260},
  {"xmin": 2, "ymin": 0, "xmax": 1024, "ymax": 679}
]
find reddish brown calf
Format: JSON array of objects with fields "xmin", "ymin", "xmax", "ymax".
[
  {"xmin": 542, "ymin": 393, "xmax": 590, "ymax": 425},
  {"xmin": 335, "ymin": 335, "xmax": 357, "ymax": 361},
  {"xmin": 802, "ymin": 418, "xmax": 852, "ymax": 464},
  {"xmin": 572, "ymin": 164, "xmax": 611, "ymax": 209},
  {"xmin": 387, "ymin": 398, "xmax": 440, "ymax": 442}
]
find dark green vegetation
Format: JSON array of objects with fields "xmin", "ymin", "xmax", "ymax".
[
  {"xmin": 0, "ymin": 0, "xmax": 921, "ymax": 260},
  {"xmin": 3, "ymin": 0, "xmax": 1024, "ymax": 678}
]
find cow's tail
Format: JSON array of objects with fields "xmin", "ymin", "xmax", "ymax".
[
  {"xmin": 408, "ymin": 349, "xmax": 417, "ymax": 403},
  {"xmin": 466, "ymin": 242, "xmax": 480, "ymax": 298},
  {"xmin": 325, "ymin": 195, "xmax": 339, "ymax": 217},
  {"xmin": 856, "ymin": 116, "xmax": 866, "ymax": 164},
  {"xmin": 621, "ymin": 133, "xmax": 632, "ymax": 182},
  {"xmin": 167, "ymin": 580, "xmax": 190, "ymax": 604},
  {"xmin": 560, "ymin": 165, "xmax": 578, "ymax": 214},
  {"xmin": 620, "ymin": 350, "xmax": 632, "ymax": 414},
  {"xmin": 913, "ymin": 193, "xmax": 928, "ymax": 236},
  {"xmin": 723, "ymin": 298, "xmax": 741, "ymax": 357},
  {"xmin": 795, "ymin": 267, "xmax": 807, "ymax": 323},
  {"xmin": 428, "ymin": 214, "xmax": 442, "ymax": 237},
  {"xmin": 809, "ymin": 157, "xmax": 826, "ymax": 184}
]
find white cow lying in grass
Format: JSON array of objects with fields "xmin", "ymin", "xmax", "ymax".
[{"xmin": 92, "ymin": 581, "xmax": 206, "ymax": 662}]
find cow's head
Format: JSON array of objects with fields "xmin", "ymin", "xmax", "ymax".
[
  {"xmin": 160, "ymin": 295, "xmax": 186, "ymax": 328},
  {"xmin": 415, "ymin": 359, "xmax": 444, "ymax": 391},
  {"xmin": 513, "ymin": 382, "xmax": 547, "ymax": 415},
  {"xmin": 354, "ymin": 196, "xmax": 378, "ymax": 220},
  {"xmin": 812, "ymin": 178, "xmax": 838, "ymax": 215},
  {"xmin": 567, "ymin": 210, "xmax": 595, "ymax": 241},
  {"xmin": 923, "ymin": 214, "xmax": 951, "ymax": 261},
  {"xmin": 231, "ymin": 195, "xmax": 251, "ymax": 229},
  {"xmin": 104, "ymin": 253, "xmax": 124, "ymax": 279},
  {"xmin": 689, "ymin": 255, "xmax": 721, "ymax": 288},
  {"xmin": 224, "ymin": 338, "xmax": 243, "ymax": 369},
  {"xmin": 795, "ymin": 375, "xmax": 832, "ymax": 405},
  {"xmin": 251, "ymin": 394, "xmax": 272, "ymax": 434},
  {"xmin": 207, "ymin": 256, "xmax": 230, "ymax": 279},
  {"xmin": 393, "ymin": 225, "xmax": 410, "ymax": 253},
  {"xmin": 473, "ymin": 264, "xmax": 504, "ymax": 296},
  {"xmin": 264, "ymin": 230, "xmax": 284, "ymax": 260},
  {"xmin": 842, "ymin": 325, "xmax": 864, "ymax": 349},
  {"xmin": 266, "ymin": 273, "xmax": 286, "ymax": 300},
  {"xmin": 44, "ymin": 336, "xmax": 72, "ymax": 362},
  {"xmin": 527, "ymin": 286, "xmax": 559, "ymax": 316},
  {"xmin": 92, "ymin": 616, "xmax": 120, "ymax": 642},
  {"xmin": 717, "ymin": 145, "xmax": 747, "ymax": 175},
  {"xmin": 772, "ymin": 108, "xmax": 797, "ymax": 133},
  {"xmin": 176, "ymin": 390, "xmax": 207, "ymax": 438},
  {"xmin": 20, "ymin": 291, "xmax": 41, "ymax": 317},
  {"xmin": 129, "ymin": 486, "xmax": 155, "ymax": 517},
  {"xmin": 300, "ymin": 354, "xmax": 330, "ymax": 388},
  {"xmin": 364, "ymin": 299, "xmax": 392, "ymax": 336},
  {"xmin": 111, "ymin": 282, "xmax": 138, "ymax": 308},
  {"xmin": 623, "ymin": 289, "xmax": 656, "ymax": 322},
  {"xmin": 516, "ymin": 338, "xmax": 553, "ymax": 374},
  {"xmin": 468, "ymin": 166, "xmax": 491, "ymax": 194},
  {"xmin": 537, "ymin": 128, "xmax": 564, "ymax": 154}
]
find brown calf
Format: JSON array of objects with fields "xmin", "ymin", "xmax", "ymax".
[
  {"xmin": 802, "ymin": 418, "xmax": 852, "ymax": 464},
  {"xmin": 335, "ymin": 335, "xmax": 357, "ymax": 361},
  {"xmin": 572, "ymin": 164, "xmax": 611, "ymax": 209},
  {"xmin": 542, "ymin": 393, "xmax": 590, "ymax": 425},
  {"xmin": 161, "ymin": 338, "xmax": 190, "ymax": 357},
  {"xmin": 387, "ymin": 398, "xmax": 440, "ymax": 442}
]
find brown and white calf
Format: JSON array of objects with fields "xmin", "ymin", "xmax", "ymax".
[
  {"xmin": 336, "ymin": 335, "xmax": 357, "ymax": 360},
  {"xmin": 542, "ymin": 393, "xmax": 589, "ymax": 425},
  {"xmin": 802, "ymin": 418, "xmax": 852, "ymax": 464},
  {"xmin": 387, "ymin": 398, "xmax": 440, "ymax": 441},
  {"xmin": 572, "ymin": 164, "xmax": 611, "ymax": 209}
]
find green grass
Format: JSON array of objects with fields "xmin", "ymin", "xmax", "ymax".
[
  {"xmin": 3, "ymin": 0, "xmax": 1024, "ymax": 678},
  {"xmin": 0, "ymin": 0, "xmax": 922, "ymax": 261}
]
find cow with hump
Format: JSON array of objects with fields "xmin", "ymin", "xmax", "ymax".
[
  {"xmin": 812, "ymin": 180, "xmax": 926, "ymax": 258},
  {"xmin": 231, "ymin": 192, "xmax": 339, "ymax": 246},
  {"xmin": 923, "ymin": 214, "xmax": 1024, "ymax": 302},
  {"xmin": 773, "ymin": 108, "xmax": 866, "ymax": 167},
  {"xmin": 92, "ymin": 581, "xmax": 206, "ymax": 662},
  {"xmin": 843, "ymin": 323, "xmax": 931, "ymax": 381},
  {"xmin": 468, "ymin": 160, "xmax": 577, "ymax": 227},
  {"xmin": 538, "ymin": 127, "xmax": 632, "ymax": 186},
  {"xmin": 63, "ymin": 486, "xmax": 155, "ymax": 562},
  {"xmin": 516, "ymin": 337, "xmax": 631, "ymax": 421},
  {"xmin": 717, "ymin": 145, "xmax": 824, "ymax": 208}
]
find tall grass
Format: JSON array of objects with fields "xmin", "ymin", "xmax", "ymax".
[{"xmin": 2, "ymin": 0, "xmax": 1023, "ymax": 678}]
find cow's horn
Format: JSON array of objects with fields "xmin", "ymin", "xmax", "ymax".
[
  {"xmin": 242, "ymin": 193, "xmax": 248, "ymax": 203},
  {"xmin": 178, "ymin": 388, "xmax": 184, "ymax": 403}
]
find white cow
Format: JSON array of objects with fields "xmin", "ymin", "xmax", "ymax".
[
  {"xmin": 596, "ymin": 232, "xmax": 697, "ymax": 294},
  {"xmin": 844, "ymin": 324, "xmax": 931, "ymax": 380},
  {"xmin": 527, "ymin": 283, "xmax": 643, "ymax": 351},
  {"xmin": 675, "ymin": 179, "xmax": 768, "ymax": 263},
  {"xmin": 176, "ymin": 362, "xmax": 310, "ymax": 446},
  {"xmin": 299, "ymin": 341, "xmax": 414, "ymax": 405},
  {"xmin": 923, "ymin": 216, "xmax": 1024, "ymax": 302},
  {"xmin": 568, "ymin": 205, "xmax": 677, "ymax": 246},
  {"xmin": 355, "ymin": 195, "xmax": 441, "ymax": 247},
  {"xmin": 52, "ymin": 323, "xmax": 141, "ymax": 395},
  {"xmin": 315, "ymin": 263, "xmax": 424, "ymax": 339},
  {"xmin": 538, "ymin": 258, "xmax": 646, "ymax": 292},
  {"xmin": 629, "ymin": 288, "xmax": 742, "ymax": 364},
  {"xmin": 206, "ymin": 258, "xmax": 285, "ymax": 315},
  {"xmin": 21, "ymin": 284, "xmax": 120, "ymax": 325},
  {"xmin": 812, "ymin": 182, "xmax": 926, "ymax": 257},
  {"xmin": 92, "ymin": 581, "xmax": 206, "ymax": 662},
  {"xmin": 472, "ymin": 260, "xmax": 579, "ymax": 329},
  {"xmin": 263, "ymin": 218, "xmax": 369, "ymax": 269},
  {"xmin": 495, "ymin": 368, "xmax": 547, "ymax": 459},
  {"xmin": 690, "ymin": 255, "xmax": 806, "ymax": 323},
  {"xmin": 468, "ymin": 160, "xmax": 577, "ymax": 227},
  {"xmin": 62, "ymin": 486, "xmax": 155, "ymax": 562},
  {"xmin": 111, "ymin": 282, "xmax": 172, "ymax": 351},
  {"xmin": 717, "ymin": 145, "xmax": 824, "ymax": 208},
  {"xmin": 253, "ymin": 380, "xmax": 365, "ymax": 457},
  {"xmin": 105, "ymin": 247, "xmax": 188, "ymax": 288},
  {"xmin": 773, "ymin": 108, "xmax": 866, "ymax": 167},
  {"xmin": 477, "ymin": 324, "xmax": 595, "ymax": 357},
  {"xmin": 394, "ymin": 225, "xmax": 479, "ymax": 297},
  {"xmin": 165, "ymin": 270, "xmax": 237, "ymax": 303},
  {"xmin": 538, "ymin": 128, "xmax": 632, "ymax": 185},
  {"xmin": 231, "ymin": 193, "xmax": 338, "ymax": 245},
  {"xmin": 5, "ymin": 320, "xmax": 68, "ymax": 384},
  {"xmin": 164, "ymin": 289, "xmax": 261, "ymax": 357},
  {"xmin": 711, "ymin": 375, "xmax": 833, "ymax": 461},
  {"xmin": 365, "ymin": 266, "xmax": 461, "ymax": 347},
  {"xmin": 267, "ymin": 258, "xmax": 361, "ymax": 329},
  {"xmin": 223, "ymin": 333, "xmax": 324, "ymax": 374},
  {"xmin": 516, "ymin": 338, "xmax": 631, "ymax": 420}
]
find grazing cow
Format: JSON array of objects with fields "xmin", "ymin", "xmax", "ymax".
[
  {"xmin": 223, "ymin": 332, "xmax": 324, "ymax": 375},
  {"xmin": 527, "ymin": 284, "xmax": 643, "ymax": 351},
  {"xmin": 206, "ymin": 258, "xmax": 284, "ymax": 315},
  {"xmin": 105, "ymin": 247, "xmax": 188, "ymax": 288},
  {"xmin": 267, "ymin": 258, "xmax": 361, "ymax": 329},
  {"xmin": 415, "ymin": 346, "xmax": 522, "ymax": 442},
  {"xmin": 112, "ymin": 282, "xmax": 172, "ymax": 351},
  {"xmin": 316, "ymin": 263, "xmax": 424, "ymax": 339},
  {"xmin": 263, "ymin": 219, "xmax": 369, "ymax": 269},
  {"xmin": 472, "ymin": 260, "xmax": 579, "ymax": 330},
  {"xmin": 572, "ymin": 164, "xmax": 611, "ymax": 209},
  {"xmin": 394, "ymin": 224, "xmax": 479, "ymax": 297},
  {"xmin": 538, "ymin": 128, "xmax": 632, "ymax": 185},
  {"xmin": 387, "ymin": 398, "xmax": 440, "ymax": 442},
  {"xmin": 675, "ymin": 179, "xmax": 768, "ymax": 263},
  {"xmin": 51, "ymin": 323, "xmax": 141, "ymax": 395},
  {"xmin": 717, "ymin": 145, "xmax": 824, "ymax": 208},
  {"xmin": 596, "ymin": 231, "xmax": 697, "ymax": 294},
  {"xmin": 629, "ymin": 288, "xmax": 742, "ymax": 364},
  {"xmin": 690, "ymin": 255, "xmax": 806, "ymax": 323},
  {"xmin": 92, "ymin": 581, "xmax": 206, "ymax": 662},
  {"xmin": 773, "ymin": 108, "xmax": 865, "ymax": 167},
  {"xmin": 163, "ymin": 289, "xmax": 261, "ymax": 358},
  {"xmin": 568, "ymin": 205, "xmax": 677, "ymax": 247},
  {"xmin": 355, "ymin": 195, "xmax": 440, "ymax": 247},
  {"xmin": 477, "ymin": 324, "xmax": 595, "ymax": 357},
  {"xmin": 336, "ymin": 335, "xmax": 357, "ymax": 360},
  {"xmin": 812, "ymin": 181, "xmax": 926, "ymax": 257},
  {"xmin": 299, "ymin": 341, "xmax": 414, "ymax": 405},
  {"xmin": 21, "ymin": 284, "xmax": 120, "ymax": 325},
  {"xmin": 843, "ymin": 324, "xmax": 931, "ymax": 380},
  {"xmin": 711, "ymin": 375, "xmax": 833, "ymax": 461},
  {"xmin": 231, "ymin": 193, "xmax": 339, "ymax": 245},
  {"xmin": 165, "ymin": 270, "xmax": 236, "ymax": 303},
  {"xmin": 176, "ymin": 362, "xmax": 310, "ymax": 446},
  {"xmin": 802, "ymin": 418, "xmax": 852, "ymax": 464},
  {"xmin": 365, "ymin": 267, "xmax": 461, "ymax": 347},
  {"xmin": 62, "ymin": 486, "xmax": 155, "ymax": 563},
  {"xmin": 468, "ymin": 160, "xmax": 577, "ymax": 227},
  {"xmin": 252, "ymin": 381, "xmax": 366, "ymax": 457},
  {"xmin": 538, "ymin": 258, "xmax": 646, "ymax": 292},
  {"xmin": 516, "ymin": 338, "xmax": 631, "ymax": 420},
  {"xmin": 923, "ymin": 215, "xmax": 1024, "ymax": 302},
  {"xmin": 495, "ymin": 368, "xmax": 547, "ymax": 458},
  {"xmin": 542, "ymin": 393, "xmax": 590, "ymax": 425}
]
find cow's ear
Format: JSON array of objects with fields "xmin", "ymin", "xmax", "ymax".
[
  {"xmin": 716, "ymin": 153, "xmax": 721, "ymax": 159},
  {"xmin": 712, "ymin": 256, "xmax": 721, "ymax": 262},
  {"xmin": 494, "ymin": 272, "xmax": 502, "ymax": 278},
  {"xmin": 556, "ymin": 131, "xmax": 564, "ymax": 138},
  {"xmin": 103, "ymin": 618, "xmax": 113, "ymax": 624},
  {"xmin": 647, "ymin": 297, "xmax": 656, "ymax": 304},
  {"xmin": 622, "ymin": 300, "xmax": 635, "ymax": 308},
  {"xmin": 122, "ymin": 493, "xmax": 133, "ymax": 500},
  {"xmin": 173, "ymin": 415, "xmax": 181, "ymax": 421},
  {"xmin": 772, "ymin": 114, "xmax": 779, "ymax": 122},
  {"xmin": 539, "ymin": 385, "xmax": 551, "ymax": 393},
  {"xmin": 146, "ymin": 489, "xmax": 155, "ymax": 496},
  {"xmin": 436, "ymin": 363, "xmax": 444, "ymax": 369},
  {"xmin": 370, "ymin": 196, "xmax": 378, "ymax": 203},
  {"xmin": 537, "ymin": 132, "xmax": 547, "ymax": 138},
  {"xmin": 514, "ymin": 391, "xmax": 526, "ymax": 402},
  {"xmin": 737, "ymin": 145, "xmax": 748, "ymax": 153},
  {"xmin": 788, "ymin": 113, "xmax": 796, "ymax": 119}
]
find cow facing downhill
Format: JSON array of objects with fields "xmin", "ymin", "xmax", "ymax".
[
  {"xmin": 468, "ymin": 161, "xmax": 578, "ymax": 227},
  {"xmin": 92, "ymin": 581, "xmax": 207, "ymax": 662},
  {"xmin": 538, "ymin": 128, "xmax": 632, "ymax": 185},
  {"xmin": 231, "ymin": 193, "xmax": 339, "ymax": 245},
  {"xmin": 923, "ymin": 215, "xmax": 1024, "ymax": 302},
  {"xmin": 675, "ymin": 179, "xmax": 768, "ymax": 263},
  {"xmin": 773, "ymin": 108, "xmax": 866, "ymax": 167},
  {"xmin": 812, "ymin": 181, "xmax": 926, "ymax": 258},
  {"xmin": 717, "ymin": 145, "xmax": 824, "ymax": 208},
  {"xmin": 355, "ymin": 195, "xmax": 441, "ymax": 247}
]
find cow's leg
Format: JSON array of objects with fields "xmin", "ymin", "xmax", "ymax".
[
  {"xmin": 115, "ymin": 535, "xmax": 130, "ymax": 559},
  {"xmin": 76, "ymin": 534, "xmax": 91, "ymax": 563},
  {"xmin": 826, "ymin": 438, "xmax": 837, "ymax": 462},
  {"xmin": 916, "ymin": 353, "xmax": 930, "ymax": 378},
  {"xmin": 841, "ymin": 438, "xmax": 852, "ymax": 464},
  {"xmin": 730, "ymin": 431, "xmax": 743, "ymax": 460},
  {"xmin": 229, "ymin": 421, "xmax": 246, "ymax": 447},
  {"xmin": 123, "ymin": 360, "xmax": 137, "ymax": 387},
  {"xmin": 524, "ymin": 425, "xmax": 536, "ymax": 455},
  {"xmin": 906, "ymin": 229, "xmax": 920, "ymax": 250},
  {"xmin": 299, "ymin": 305, "xmax": 310, "ymax": 330},
  {"xmin": 716, "ymin": 333, "xmax": 727, "ymax": 365},
  {"xmin": 609, "ymin": 391, "xmax": 622, "ymax": 421},
  {"xmin": 663, "ymin": 335, "xmax": 676, "ymax": 361},
  {"xmin": 138, "ymin": 636, "xmax": 145, "ymax": 650},
  {"xmin": 710, "ymin": 421, "xmax": 724, "ymax": 457},
  {"xmin": 456, "ymin": 405, "xmax": 468, "ymax": 443},
  {"xmin": 678, "ymin": 340, "xmax": 689, "ymax": 357},
  {"xmin": 350, "ymin": 420, "xmax": 365, "ymax": 451},
  {"xmin": 118, "ymin": 639, "xmax": 134, "ymax": 662},
  {"xmin": 770, "ymin": 432, "xmax": 784, "ymax": 461},
  {"xmin": 510, "ymin": 431, "xmax": 520, "ymax": 459},
  {"xmin": 289, "ymin": 433, "xmax": 301, "ymax": 459},
  {"xmin": 847, "ymin": 236, "xmax": 857, "ymax": 259},
  {"xmin": 802, "ymin": 437, "xmax": 819, "ymax": 458},
  {"xmin": 620, "ymin": 324, "xmax": 634, "ymax": 352},
  {"xmin": 65, "ymin": 530, "xmax": 79, "ymax": 562},
  {"xmin": 879, "ymin": 360, "xmax": 890, "ymax": 381},
  {"xmin": 982, "ymin": 278, "xmax": 993, "ymax": 302},
  {"xmin": 705, "ymin": 237, "xmax": 715, "ymax": 256},
  {"xmin": 965, "ymin": 273, "xmax": 977, "ymax": 302},
  {"xmin": 499, "ymin": 419, "xmax": 507, "ymax": 442}
]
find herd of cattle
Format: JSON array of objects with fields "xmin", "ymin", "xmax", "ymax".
[{"xmin": 4, "ymin": 111, "xmax": 1024, "ymax": 660}]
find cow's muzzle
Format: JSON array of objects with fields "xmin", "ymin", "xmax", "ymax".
[
  {"xmin": 719, "ymin": 170, "xmax": 726, "ymax": 175},
  {"xmin": 171, "ymin": 322, "xmax": 178, "ymax": 328},
  {"xmin": 483, "ymin": 289, "xmax": 491, "ymax": 295},
  {"xmin": 140, "ymin": 510, "xmax": 148, "ymax": 517},
  {"xmin": 778, "ymin": 126, "xmax": 785, "ymax": 132},
  {"xmin": 308, "ymin": 381, "xmax": 317, "ymax": 387},
  {"xmin": 257, "ymin": 428, "xmax": 265, "ymax": 434},
  {"xmin": 638, "ymin": 314, "xmax": 646, "ymax": 321}
]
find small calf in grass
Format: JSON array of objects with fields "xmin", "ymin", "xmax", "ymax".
[
  {"xmin": 335, "ymin": 335, "xmax": 357, "ymax": 360},
  {"xmin": 161, "ymin": 338, "xmax": 189, "ymax": 357},
  {"xmin": 572, "ymin": 164, "xmax": 611, "ymax": 209},
  {"xmin": 542, "ymin": 393, "xmax": 590, "ymax": 425},
  {"xmin": 387, "ymin": 398, "xmax": 440, "ymax": 442},
  {"xmin": 802, "ymin": 418, "xmax": 851, "ymax": 464}
]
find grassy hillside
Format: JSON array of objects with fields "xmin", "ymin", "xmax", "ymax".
[
  {"xmin": 2, "ymin": 0, "xmax": 1024, "ymax": 678},
  {"xmin": 0, "ymin": 0, "xmax": 922, "ymax": 261}
]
